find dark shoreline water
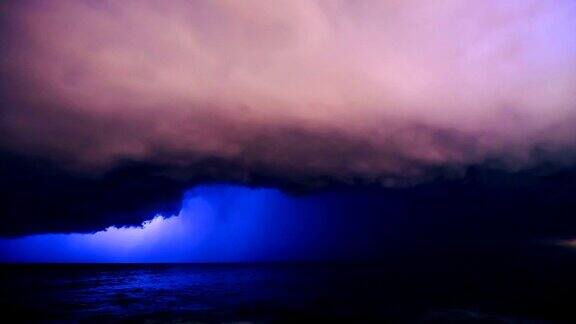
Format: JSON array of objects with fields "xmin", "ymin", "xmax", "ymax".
[{"xmin": 1, "ymin": 253, "xmax": 576, "ymax": 323}]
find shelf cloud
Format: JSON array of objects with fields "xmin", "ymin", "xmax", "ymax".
[{"xmin": 1, "ymin": 0, "xmax": 576, "ymax": 235}]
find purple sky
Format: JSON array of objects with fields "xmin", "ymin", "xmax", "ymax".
[
  {"xmin": 2, "ymin": 0, "xmax": 576, "ymax": 184},
  {"xmin": 1, "ymin": 1, "xmax": 576, "ymax": 254}
]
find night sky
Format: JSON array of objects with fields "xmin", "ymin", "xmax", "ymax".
[{"xmin": 1, "ymin": 0, "xmax": 576, "ymax": 263}]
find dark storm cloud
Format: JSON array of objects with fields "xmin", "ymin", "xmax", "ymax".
[
  {"xmin": 0, "ymin": 153, "xmax": 184, "ymax": 236},
  {"xmin": 1, "ymin": 0, "xmax": 576, "ymax": 235},
  {"xmin": 4, "ymin": 147, "xmax": 576, "ymax": 240}
]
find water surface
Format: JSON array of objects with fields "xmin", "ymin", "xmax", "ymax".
[{"xmin": 1, "ymin": 256, "xmax": 574, "ymax": 323}]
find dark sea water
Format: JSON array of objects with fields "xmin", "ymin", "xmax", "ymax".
[{"xmin": 1, "ymin": 251, "xmax": 576, "ymax": 323}]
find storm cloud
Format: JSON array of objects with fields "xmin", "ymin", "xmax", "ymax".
[{"xmin": 1, "ymin": 0, "xmax": 576, "ymax": 235}]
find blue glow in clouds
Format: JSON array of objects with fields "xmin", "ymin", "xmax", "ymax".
[{"xmin": 0, "ymin": 185, "xmax": 380, "ymax": 262}]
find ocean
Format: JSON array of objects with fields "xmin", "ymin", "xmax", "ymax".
[{"xmin": 1, "ymin": 252, "xmax": 575, "ymax": 323}]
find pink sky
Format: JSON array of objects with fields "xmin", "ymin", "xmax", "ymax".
[{"xmin": 1, "ymin": 0, "xmax": 576, "ymax": 185}]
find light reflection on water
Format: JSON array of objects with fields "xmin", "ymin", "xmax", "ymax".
[{"xmin": 0, "ymin": 262, "xmax": 568, "ymax": 322}]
